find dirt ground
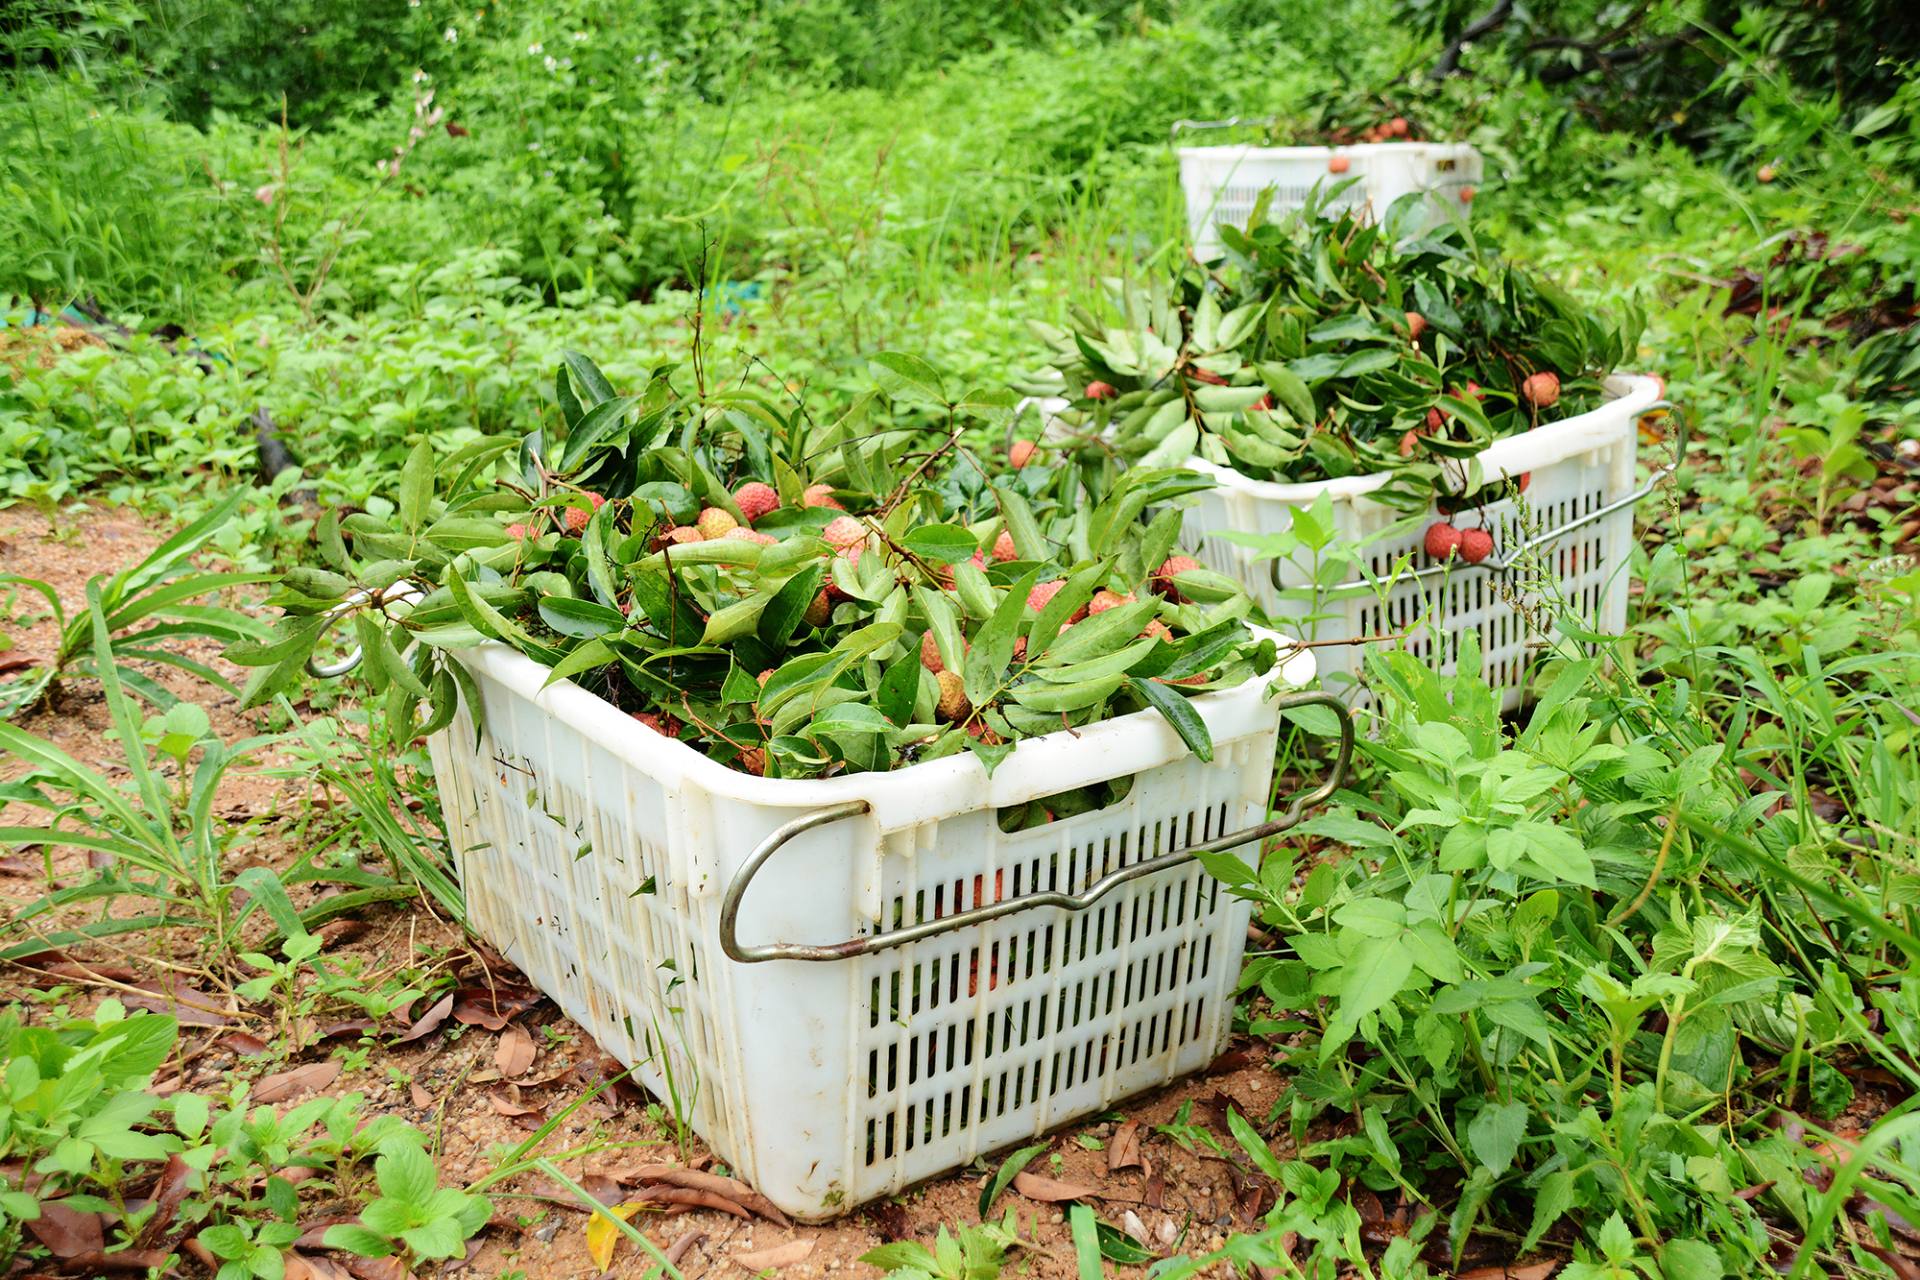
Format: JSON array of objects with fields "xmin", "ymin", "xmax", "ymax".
[{"xmin": 0, "ymin": 504, "xmax": 1332, "ymax": 1280}]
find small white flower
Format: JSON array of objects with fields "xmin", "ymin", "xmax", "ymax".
[
  {"xmin": 559, "ymin": 56, "xmax": 572, "ymax": 69},
  {"xmin": 409, "ymin": 126, "xmax": 424, "ymax": 142},
  {"xmin": 376, "ymin": 159, "xmax": 389, "ymax": 176},
  {"xmin": 570, "ymin": 30, "xmax": 587, "ymax": 42},
  {"xmin": 543, "ymin": 54, "xmax": 557, "ymax": 71},
  {"xmin": 412, "ymin": 68, "xmax": 428, "ymax": 84},
  {"xmin": 527, "ymin": 141, "xmax": 541, "ymax": 152},
  {"xmin": 253, "ymin": 183, "xmax": 276, "ymax": 205},
  {"xmin": 443, "ymin": 26, "xmax": 458, "ymax": 42},
  {"xmin": 528, "ymin": 41, "xmax": 543, "ymax": 54}
]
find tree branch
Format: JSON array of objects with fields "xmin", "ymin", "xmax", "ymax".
[{"xmin": 1431, "ymin": 0, "xmax": 1514, "ymax": 79}]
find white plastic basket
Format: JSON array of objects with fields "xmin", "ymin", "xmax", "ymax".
[
  {"xmin": 426, "ymin": 640, "xmax": 1346, "ymax": 1220},
  {"xmin": 1178, "ymin": 374, "xmax": 1671, "ymax": 710},
  {"xmin": 1178, "ymin": 142, "xmax": 1482, "ymax": 256}
]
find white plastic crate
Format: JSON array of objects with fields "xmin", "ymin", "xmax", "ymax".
[
  {"xmin": 1179, "ymin": 142, "xmax": 1482, "ymax": 256},
  {"xmin": 426, "ymin": 640, "xmax": 1345, "ymax": 1220},
  {"xmin": 1178, "ymin": 374, "xmax": 1669, "ymax": 710}
]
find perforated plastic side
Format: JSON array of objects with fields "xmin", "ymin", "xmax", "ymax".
[
  {"xmin": 429, "ymin": 654, "xmax": 1291, "ymax": 1220},
  {"xmin": 1179, "ymin": 377, "xmax": 1653, "ymax": 710},
  {"xmin": 1179, "ymin": 144, "xmax": 1483, "ymax": 255}
]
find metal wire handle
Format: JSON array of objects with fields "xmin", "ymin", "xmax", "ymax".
[
  {"xmin": 718, "ymin": 689, "xmax": 1354, "ymax": 965},
  {"xmin": 1270, "ymin": 398, "xmax": 1689, "ymax": 594},
  {"xmin": 305, "ymin": 584, "xmax": 424, "ymax": 679}
]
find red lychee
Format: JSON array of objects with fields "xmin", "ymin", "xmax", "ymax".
[
  {"xmin": 1460, "ymin": 528, "xmax": 1494, "ymax": 564},
  {"xmin": 1423, "ymin": 522, "xmax": 1462, "ymax": 561},
  {"xmin": 1521, "ymin": 371, "xmax": 1560, "ymax": 409},
  {"xmin": 734, "ymin": 481, "xmax": 779, "ymax": 524}
]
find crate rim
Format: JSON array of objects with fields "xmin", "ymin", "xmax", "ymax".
[
  {"xmin": 1184, "ymin": 372, "xmax": 1663, "ymax": 503},
  {"xmin": 447, "ymin": 631, "xmax": 1314, "ymax": 829},
  {"xmin": 1177, "ymin": 140, "xmax": 1482, "ymax": 161}
]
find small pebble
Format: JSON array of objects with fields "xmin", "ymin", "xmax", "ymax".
[{"xmin": 533, "ymin": 1221, "xmax": 560, "ymax": 1243}]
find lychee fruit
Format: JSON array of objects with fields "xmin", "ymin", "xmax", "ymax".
[
  {"xmin": 1328, "ymin": 154, "xmax": 1351, "ymax": 174},
  {"xmin": 564, "ymin": 492, "xmax": 607, "ymax": 534},
  {"xmin": 736, "ymin": 746, "xmax": 767, "ymax": 776},
  {"xmin": 757, "ymin": 669, "xmax": 775, "ymax": 686},
  {"xmin": 1521, "ymin": 371, "xmax": 1560, "ymax": 409},
  {"xmin": 1458, "ymin": 185, "xmax": 1475, "ymax": 203},
  {"xmin": 1152, "ymin": 555, "xmax": 1201, "ymax": 600},
  {"xmin": 936, "ymin": 671, "xmax": 970, "ymax": 723},
  {"xmin": 1085, "ymin": 381, "xmax": 1116, "ymax": 401},
  {"xmin": 1460, "ymin": 528, "xmax": 1494, "ymax": 564},
  {"xmin": 1406, "ymin": 311, "xmax": 1427, "ymax": 342},
  {"xmin": 734, "ymin": 481, "xmax": 779, "ymax": 524},
  {"xmin": 964, "ymin": 719, "xmax": 1002, "ymax": 746},
  {"xmin": 696, "ymin": 507, "xmax": 738, "ymax": 540},
  {"xmin": 1423, "ymin": 522, "xmax": 1462, "ymax": 561},
  {"xmin": 920, "ymin": 630, "xmax": 945, "ymax": 673},
  {"xmin": 1389, "ymin": 116, "xmax": 1409, "ymax": 136},
  {"xmin": 660, "ymin": 525, "xmax": 703, "ymax": 546},
  {"xmin": 1515, "ymin": 471, "xmax": 1531, "ymax": 493},
  {"xmin": 1142, "ymin": 619, "xmax": 1173, "ymax": 642},
  {"xmin": 822, "ymin": 516, "xmax": 866, "ymax": 551},
  {"xmin": 505, "ymin": 523, "xmax": 532, "ymax": 541},
  {"xmin": 1426, "ymin": 406, "xmax": 1447, "ymax": 432},
  {"xmin": 1008, "ymin": 440, "xmax": 1037, "ymax": 469},
  {"xmin": 1399, "ymin": 430, "xmax": 1420, "ymax": 458},
  {"xmin": 1758, "ymin": 164, "xmax": 1776, "ymax": 183},
  {"xmin": 1253, "ymin": 393, "xmax": 1274, "ymax": 411},
  {"xmin": 724, "ymin": 527, "xmax": 777, "ymax": 545},
  {"xmin": 1089, "ymin": 590, "xmax": 1134, "ymax": 615},
  {"xmin": 1189, "ymin": 367, "xmax": 1228, "ymax": 386},
  {"xmin": 802, "ymin": 483, "xmax": 844, "ymax": 510},
  {"xmin": 991, "ymin": 530, "xmax": 1017, "ymax": 562},
  {"xmin": 1027, "ymin": 580, "xmax": 1065, "ymax": 612},
  {"xmin": 1465, "ymin": 380, "xmax": 1483, "ymax": 398},
  {"xmin": 804, "ymin": 590, "xmax": 832, "ymax": 628},
  {"xmin": 631, "ymin": 711, "xmax": 676, "ymax": 736}
]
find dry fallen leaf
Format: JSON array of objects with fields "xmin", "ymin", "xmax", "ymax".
[
  {"xmin": 1457, "ymin": 1264, "xmax": 1560, "ymax": 1280},
  {"xmin": 409, "ymin": 1082, "xmax": 433, "ymax": 1110},
  {"xmin": 496, "ymin": 1023, "xmax": 535, "ymax": 1078},
  {"xmin": 393, "ymin": 992, "xmax": 454, "ymax": 1044},
  {"xmin": 285, "ymin": 1252, "xmax": 356, "ymax": 1280},
  {"xmin": 26, "ymin": 1201, "xmax": 103, "ymax": 1258},
  {"xmin": 585, "ymin": 1203, "xmax": 653, "ymax": 1272},
  {"xmin": 1012, "ymin": 1171, "xmax": 1098, "ymax": 1203},
  {"xmin": 735, "ymin": 1238, "xmax": 815, "ymax": 1270},
  {"xmin": 254, "ymin": 1061, "xmax": 342, "ymax": 1104},
  {"xmin": 1108, "ymin": 1120, "xmax": 1143, "ymax": 1173}
]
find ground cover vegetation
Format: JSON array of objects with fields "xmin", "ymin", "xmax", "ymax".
[{"xmin": 4, "ymin": 0, "xmax": 1920, "ymax": 1277}]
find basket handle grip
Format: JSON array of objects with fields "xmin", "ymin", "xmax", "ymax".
[
  {"xmin": 1170, "ymin": 115, "xmax": 1282, "ymax": 142},
  {"xmin": 1270, "ymin": 398, "xmax": 1688, "ymax": 594},
  {"xmin": 718, "ymin": 691, "xmax": 1353, "ymax": 965}
]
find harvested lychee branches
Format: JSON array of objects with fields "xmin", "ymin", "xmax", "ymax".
[
  {"xmin": 236, "ymin": 351, "xmax": 1275, "ymax": 778},
  {"xmin": 1019, "ymin": 193, "xmax": 1641, "ymax": 511}
]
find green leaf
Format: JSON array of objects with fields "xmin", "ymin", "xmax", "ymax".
[
  {"xmin": 869, "ymin": 352, "xmax": 948, "ymax": 405},
  {"xmin": 1126, "ymin": 676, "xmax": 1213, "ymax": 762},
  {"xmin": 1226, "ymin": 1108, "xmax": 1287, "ymax": 1180},
  {"xmin": 758, "ymin": 564, "xmax": 827, "ymax": 649},
  {"xmin": 993, "ymin": 484, "xmax": 1047, "ymax": 561},
  {"xmin": 398, "ymin": 441, "xmax": 434, "ymax": 535},
  {"xmin": 375, "ymin": 1138, "xmax": 439, "ymax": 1207},
  {"xmin": 559, "ymin": 350, "xmax": 618, "ymax": 409},
  {"xmin": 1068, "ymin": 1205, "xmax": 1103, "ymax": 1280},
  {"xmin": 964, "ymin": 569, "xmax": 1040, "ymax": 708},
  {"xmin": 979, "ymin": 1143, "xmax": 1046, "ymax": 1216},
  {"xmin": 878, "ymin": 652, "xmax": 920, "ymax": 726},
  {"xmin": 1466, "ymin": 1100, "xmax": 1528, "ymax": 1176},
  {"xmin": 900, "ymin": 524, "xmax": 979, "ymax": 565},
  {"xmin": 1660, "ymin": 1239, "xmax": 1724, "ymax": 1280},
  {"xmin": 538, "ymin": 596, "xmax": 627, "ymax": 639}
]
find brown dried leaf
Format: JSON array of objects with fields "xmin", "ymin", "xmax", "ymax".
[
  {"xmin": 640, "ymin": 1186, "xmax": 752, "ymax": 1218},
  {"xmin": 223, "ymin": 1032, "xmax": 271, "ymax": 1057},
  {"xmin": 1012, "ymin": 1171, "xmax": 1098, "ymax": 1203},
  {"xmin": 393, "ymin": 992, "xmax": 454, "ymax": 1044},
  {"xmin": 613, "ymin": 1165, "xmax": 791, "ymax": 1226},
  {"xmin": 1108, "ymin": 1120, "xmax": 1142, "ymax": 1173},
  {"xmin": 315, "ymin": 1019, "xmax": 375, "ymax": 1042},
  {"xmin": 664, "ymin": 1230, "xmax": 707, "ymax": 1267},
  {"xmin": 735, "ymin": 1239, "xmax": 815, "ymax": 1270},
  {"xmin": 26, "ymin": 1201, "xmax": 103, "ymax": 1258},
  {"xmin": 137, "ymin": 1154, "xmax": 195, "ymax": 1245},
  {"xmin": 345, "ymin": 1257, "xmax": 412, "ymax": 1280},
  {"xmin": 451, "ymin": 982, "xmax": 542, "ymax": 1031},
  {"xmin": 496, "ymin": 1023, "xmax": 535, "ymax": 1078},
  {"xmin": 487, "ymin": 1091, "xmax": 540, "ymax": 1117},
  {"xmin": 254, "ymin": 1061, "xmax": 342, "ymax": 1103},
  {"xmin": 57, "ymin": 1249, "xmax": 171, "ymax": 1273},
  {"xmin": 284, "ymin": 1252, "xmax": 356, "ymax": 1280},
  {"xmin": 1457, "ymin": 1264, "xmax": 1559, "ymax": 1280},
  {"xmin": 123, "ymin": 979, "xmax": 234, "ymax": 1027},
  {"xmin": 409, "ymin": 1082, "xmax": 433, "ymax": 1110}
]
